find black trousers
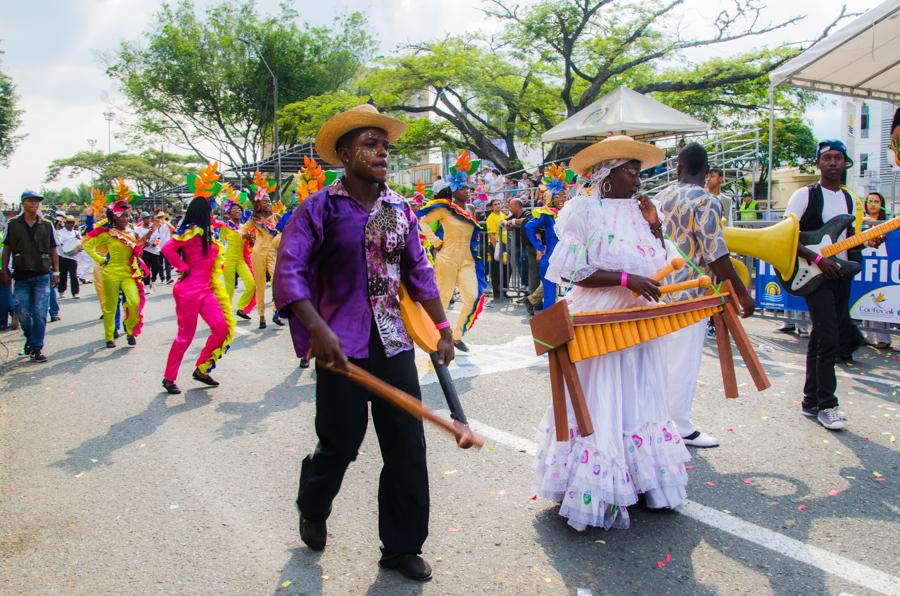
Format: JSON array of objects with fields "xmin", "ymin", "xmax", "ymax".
[
  {"xmin": 297, "ymin": 329, "xmax": 429, "ymax": 555},
  {"xmin": 490, "ymin": 254, "xmax": 509, "ymax": 300},
  {"xmin": 58, "ymin": 256, "xmax": 79, "ymax": 296},
  {"xmin": 803, "ymin": 278, "xmax": 852, "ymax": 410},
  {"xmin": 143, "ymin": 252, "xmax": 164, "ymax": 284},
  {"xmin": 161, "ymin": 254, "xmax": 172, "ymax": 282}
]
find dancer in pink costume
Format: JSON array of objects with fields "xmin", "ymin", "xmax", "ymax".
[{"xmin": 160, "ymin": 168, "xmax": 235, "ymax": 394}]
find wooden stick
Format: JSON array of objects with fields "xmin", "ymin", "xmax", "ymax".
[
  {"xmin": 719, "ymin": 281, "xmax": 771, "ymax": 392},
  {"xmin": 325, "ymin": 362, "xmax": 485, "ymax": 449},
  {"xmin": 713, "ymin": 313, "xmax": 738, "ymax": 398},
  {"xmin": 548, "ymin": 350, "xmax": 569, "ymax": 441},
  {"xmin": 658, "ymin": 275, "xmax": 711, "ymax": 296},
  {"xmin": 556, "ymin": 350, "xmax": 593, "ymax": 437},
  {"xmin": 633, "ymin": 257, "xmax": 685, "ymax": 296}
]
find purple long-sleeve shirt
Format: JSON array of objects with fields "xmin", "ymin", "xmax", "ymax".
[{"xmin": 274, "ymin": 180, "xmax": 440, "ymax": 359}]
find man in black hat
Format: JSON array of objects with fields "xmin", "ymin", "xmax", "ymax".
[
  {"xmin": 783, "ymin": 139, "xmax": 860, "ymax": 431},
  {"xmin": 0, "ymin": 191, "xmax": 59, "ymax": 362}
]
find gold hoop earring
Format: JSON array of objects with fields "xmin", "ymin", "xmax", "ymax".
[{"xmin": 601, "ymin": 180, "xmax": 612, "ymax": 196}]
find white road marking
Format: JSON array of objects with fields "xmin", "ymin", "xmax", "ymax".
[
  {"xmin": 416, "ymin": 335, "xmax": 899, "ymax": 390},
  {"xmin": 437, "ymin": 411, "xmax": 900, "ymax": 596}
]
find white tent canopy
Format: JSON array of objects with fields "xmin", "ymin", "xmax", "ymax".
[
  {"xmin": 769, "ymin": 0, "xmax": 900, "ymax": 103},
  {"xmin": 540, "ymin": 85, "xmax": 709, "ymax": 144}
]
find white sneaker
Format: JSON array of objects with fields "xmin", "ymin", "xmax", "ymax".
[
  {"xmin": 816, "ymin": 407, "xmax": 845, "ymax": 431},
  {"xmin": 682, "ymin": 431, "xmax": 719, "ymax": 447}
]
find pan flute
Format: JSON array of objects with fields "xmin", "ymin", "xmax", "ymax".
[{"xmin": 530, "ymin": 280, "xmax": 770, "ymax": 441}]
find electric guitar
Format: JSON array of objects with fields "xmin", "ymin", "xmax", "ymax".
[{"xmin": 777, "ymin": 215, "xmax": 899, "ymax": 296}]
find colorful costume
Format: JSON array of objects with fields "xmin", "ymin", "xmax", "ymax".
[
  {"xmin": 161, "ymin": 226, "xmax": 235, "ymax": 381},
  {"xmin": 417, "ymin": 199, "xmax": 486, "ymax": 342},
  {"xmin": 532, "ymin": 193, "xmax": 690, "ymax": 531},
  {"xmin": 244, "ymin": 172, "xmax": 281, "ymax": 319},
  {"xmin": 525, "ymin": 206, "xmax": 559, "ymax": 310},
  {"xmin": 82, "ymin": 181, "xmax": 146, "ymax": 341},
  {"xmin": 219, "ymin": 184, "xmax": 256, "ymax": 315}
]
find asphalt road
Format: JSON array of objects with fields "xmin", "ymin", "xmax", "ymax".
[{"xmin": 1, "ymin": 281, "xmax": 898, "ymax": 596}]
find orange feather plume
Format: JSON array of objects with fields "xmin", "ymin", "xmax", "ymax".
[
  {"xmin": 294, "ymin": 155, "xmax": 327, "ymax": 201},
  {"xmin": 90, "ymin": 187, "xmax": 106, "ymax": 214},
  {"xmin": 253, "ymin": 170, "xmax": 277, "ymax": 194},
  {"xmin": 194, "ymin": 161, "xmax": 221, "ymax": 198},
  {"xmin": 414, "ymin": 179, "xmax": 426, "ymax": 195},
  {"xmin": 113, "ymin": 178, "xmax": 132, "ymax": 201},
  {"xmin": 455, "ymin": 151, "xmax": 472, "ymax": 174}
]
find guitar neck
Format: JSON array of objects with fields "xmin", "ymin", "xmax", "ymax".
[{"xmin": 821, "ymin": 217, "xmax": 899, "ymax": 257}]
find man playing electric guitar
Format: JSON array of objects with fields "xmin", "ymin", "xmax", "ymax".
[{"xmin": 783, "ymin": 139, "xmax": 862, "ymax": 431}]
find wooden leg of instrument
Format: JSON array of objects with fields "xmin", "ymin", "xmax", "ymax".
[
  {"xmin": 548, "ymin": 349, "xmax": 569, "ymax": 441},
  {"xmin": 721, "ymin": 300, "xmax": 772, "ymax": 391},
  {"xmin": 713, "ymin": 314, "xmax": 738, "ymax": 399},
  {"xmin": 556, "ymin": 350, "xmax": 594, "ymax": 437}
]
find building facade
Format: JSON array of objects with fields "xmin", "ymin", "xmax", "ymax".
[{"xmin": 841, "ymin": 98, "xmax": 899, "ymax": 208}]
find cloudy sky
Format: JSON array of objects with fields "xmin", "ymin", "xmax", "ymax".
[{"xmin": 0, "ymin": 0, "xmax": 885, "ymax": 202}]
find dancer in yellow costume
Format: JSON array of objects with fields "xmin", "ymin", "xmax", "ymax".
[
  {"xmin": 82, "ymin": 179, "xmax": 156, "ymax": 348},
  {"xmin": 218, "ymin": 184, "xmax": 256, "ymax": 319},
  {"xmin": 241, "ymin": 171, "xmax": 283, "ymax": 329},
  {"xmin": 416, "ymin": 151, "xmax": 487, "ymax": 352}
]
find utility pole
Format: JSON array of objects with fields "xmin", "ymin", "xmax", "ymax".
[
  {"xmin": 103, "ymin": 111, "xmax": 114, "ymax": 154},
  {"xmin": 87, "ymin": 139, "xmax": 98, "ymax": 153},
  {"xmin": 238, "ymin": 38, "xmax": 281, "ymax": 202}
]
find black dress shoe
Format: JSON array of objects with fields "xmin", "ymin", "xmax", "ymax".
[
  {"xmin": 299, "ymin": 517, "xmax": 326, "ymax": 551},
  {"xmin": 379, "ymin": 554, "xmax": 432, "ymax": 581},
  {"xmin": 192, "ymin": 369, "xmax": 220, "ymax": 386},
  {"xmin": 524, "ymin": 300, "xmax": 535, "ymax": 316},
  {"xmin": 299, "ymin": 357, "xmax": 310, "ymax": 369},
  {"xmin": 453, "ymin": 340, "xmax": 469, "ymax": 353},
  {"xmin": 236, "ymin": 309, "xmax": 251, "ymax": 320},
  {"xmin": 259, "ymin": 318, "xmax": 267, "ymax": 330},
  {"xmin": 273, "ymin": 314, "xmax": 285, "ymax": 326},
  {"xmin": 162, "ymin": 379, "xmax": 181, "ymax": 394},
  {"xmin": 114, "ymin": 330, "xmax": 121, "ymax": 339},
  {"xmin": 106, "ymin": 340, "xmax": 116, "ymax": 349},
  {"xmin": 127, "ymin": 335, "xmax": 136, "ymax": 346}
]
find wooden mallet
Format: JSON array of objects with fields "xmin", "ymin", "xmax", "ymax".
[{"xmin": 633, "ymin": 257, "xmax": 685, "ymax": 297}]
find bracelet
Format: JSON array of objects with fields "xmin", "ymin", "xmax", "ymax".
[
  {"xmin": 813, "ymin": 255, "xmax": 823, "ymax": 266},
  {"xmin": 435, "ymin": 320, "xmax": 451, "ymax": 331},
  {"xmin": 620, "ymin": 271, "xmax": 628, "ymax": 287}
]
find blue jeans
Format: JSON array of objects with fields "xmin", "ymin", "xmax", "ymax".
[
  {"xmin": 14, "ymin": 274, "xmax": 51, "ymax": 352},
  {"xmin": 0, "ymin": 283, "xmax": 15, "ymax": 327},
  {"xmin": 49, "ymin": 287, "xmax": 59, "ymax": 318}
]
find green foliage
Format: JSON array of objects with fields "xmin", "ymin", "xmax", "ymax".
[
  {"xmin": 44, "ymin": 150, "xmax": 203, "ymax": 197},
  {"xmin": 757, "ymin": 116, "xmax": 817, "ymax": 183},
  {"xmin": 0, "ymin": 50, "xmax": 24, "ymax": 166},
  {"xmin": 105, "ymin": 0, "xmax": 374, "ymax": 169}
]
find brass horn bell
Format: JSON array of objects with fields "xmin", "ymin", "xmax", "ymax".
[{"xmin": 723, "ymin": 214, "xmax": 799, "ymax": 287}]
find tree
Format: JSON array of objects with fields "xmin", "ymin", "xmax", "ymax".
[
  {"xmin": 280, "ymin": 38, "xmax": 560, "ymax": 172},
  {"xmin": 104, "ymin": 0, "xmax": 375, "ymax": 171},
  {"xmin": 755, "ymin": 116, "xmax": 817, "ymax": 186},
  {"xmin": 0, "ymin": 49, "xmax": 24, "ymax": 166},
  {"xmin": 485, "ymin": 0, "xmax": 853, "ymax": 162},
  {"xmin": 45, "ymin": 150, "xmax": 203, "ymax": 197}
]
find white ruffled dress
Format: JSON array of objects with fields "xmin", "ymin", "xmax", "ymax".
[{"xmin": 532, "ymin": 194, "xmax": 691, "ymax": 531}]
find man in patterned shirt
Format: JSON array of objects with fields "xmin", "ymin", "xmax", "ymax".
[{"xmin": 656, "ymin": 143, "xmax": 755, "ymax": 448}]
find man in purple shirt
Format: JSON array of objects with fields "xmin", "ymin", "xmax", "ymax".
[{"xmin": 274, "ymin": 104, "xmax": 454, "ymax": 582}]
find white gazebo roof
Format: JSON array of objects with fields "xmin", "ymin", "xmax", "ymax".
[
  {"xmin": 540, "ymin": 86, "xmax": 709, "ymax": 144},
  {"xmin": 769, "ymin": 0, "xmax": 900, "ymax": 102}
]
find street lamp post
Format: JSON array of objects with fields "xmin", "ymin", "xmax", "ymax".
[
  {"xmin": 102, "ymin": 111, "xmax": 114, "ymax": 154},
  {"xmin": 239, "ymin": 38, "xmax": 281, "ymax": 202},
  {"xmin": 87, "ymin": 139, "xmax": 98, "ymax": 153}
]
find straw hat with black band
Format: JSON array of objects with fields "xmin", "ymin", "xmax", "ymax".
[
  {"xmin": 570, "ymin": 135, "xmax": 665, "ymax": 175},
  {"xmin": 315, "ymin": 104, "xmax": 407, "ymax": 166}
]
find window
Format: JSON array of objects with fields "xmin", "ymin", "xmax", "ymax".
[
  {"xmin": 859, "ymin": 153, "xmax": 869, "ymax": 176},
  {"xmin": 860, "ymin": 103, "xmax": 870, "ymax": 139}
]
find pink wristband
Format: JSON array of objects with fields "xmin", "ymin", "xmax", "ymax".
[
  {"xmin": 813, "ymin": 255, "xmax": 823, "ymax": 266},
  {"xmin": 620, "ymin": 271, "xmax": 628, "ymax": 287},
  {"xmin": 435, "ymin": 321, "xmax": 451, "ymax": 331}
]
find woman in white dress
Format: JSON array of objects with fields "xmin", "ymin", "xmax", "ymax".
[{"xmin": 533, "ymin": 136, "xmax": 691, "ymax": 531}]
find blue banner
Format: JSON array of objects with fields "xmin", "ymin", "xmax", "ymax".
[{"xmin": 754, "ymin": 231, "xmax": 900, "ymax": 324}]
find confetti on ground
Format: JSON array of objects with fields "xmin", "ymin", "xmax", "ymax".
[
  {"xmin": 321, "ymin": 575, "xmax": 329, "ymax": 580},
  {"xmin": 529, "ymin": 494, "xmax": 537, "ymax": 501},
  {"xmin": 286, "ymin": 448, "xmax": 295, "ymax": 454},
  {"xmin": 726, "ymin": 427, "xmax": 734, "ymax": 433},
  {"xmin": 498, "ymin": 490, "xmax": 508, "ymax": 496},
  {"xmin": 544, "ymin": 578, "xmax": 552, "ymax": 583},
  {"xmin": 281, "ymin": 581, "xmax": 291, "ymax": 588},
  {"xmin": 723, "ymin": 510, "xmax": 732, "ymax": 514},
  {"xmin": 139, "ymin": 443, "xmax": 146, "ymax": 448},
  {"xmin": 741, "ymin": 478, "xmax": 751, "ymax": 485},
  {"xmin": 685, "ymin": 465, "xmax": 695, "ymax": 470},
  {"xmin": 74, "ymin": 472, "xmax": 83, "ymax": 479},
  {"xmin": 828, "ymin": 490, "xmax": 840, "ymax": 497},
  {"xmin": 657, "ymin": 561, "xmax": 666, "ymax": 568},
  {"xmin": 797, "ymin": 505, "xmax": 808, "ymax": 511},
  {"xmin": 863, "ymin": 436, "xmax": 870, "ymax": 441},
  {"xmin": 706, "ymin": 482, "xmax": 716, "ymax": 487},
  {"xmin": 594, "ymin": 540, "xmax": 606, "ymax": 544},
  {"xmin": 6, "ymin": 485, "xmax": 15, "ymax": 493},
  {"xmin": 169, "ymin": 504, "xmax": 179, "ymax": 510},
  {"xmin": 873, "ymin": 471, "xmax": 883, "ymax": 478},
  {"xmin": 444, "ymin": 469, "xmax": 458, "ymax": 475},
  {"xmin": 448, "ymin": 527, "xmax": 459, "ymax": 533}
]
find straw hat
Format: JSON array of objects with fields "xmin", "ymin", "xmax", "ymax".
[
  {"xmin": 569, "ymin": 135, "xmax": 665, "ymax": 175},
  {"xmin": 315, "ymin": 104, "xmax": 406, "ymax": 166}
]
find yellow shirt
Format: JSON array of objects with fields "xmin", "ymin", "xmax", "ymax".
[
  {"xmin": 241, "ymin": 217, "xmax": 281, "ymax": 254},
  {"xmin": 486, "ymin": 211, "xmax": 508, "ymax": 244},
  {"xmin": 220, "ymin": 225, "xmax": 247, "ymax": 261},
  {"xmin": 83, "ymin": 229, "xmax": 140, "ymax": 278}
]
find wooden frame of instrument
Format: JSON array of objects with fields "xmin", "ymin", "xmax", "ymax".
[{"xmin": 529, "ymin": 280, "xmax": 770, "ymax": 442}]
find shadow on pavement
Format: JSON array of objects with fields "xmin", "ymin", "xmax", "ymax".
[
  {"xmin": 273, "ymin": 547, "xmax": 324, "ymax": 596},
  {"xmin": 215, "ymin": 367, "xmax": 312, "ymax": 440}
]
